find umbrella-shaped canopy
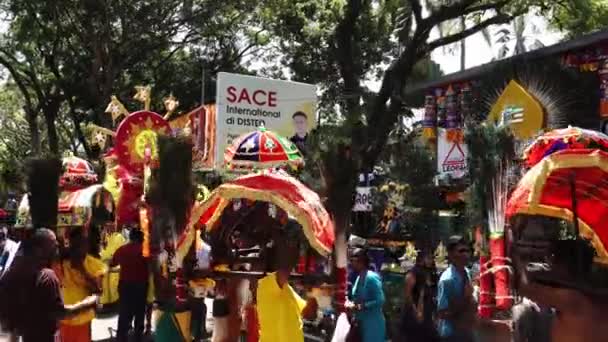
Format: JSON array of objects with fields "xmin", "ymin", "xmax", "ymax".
[
  {"xmin": 60, "ymin": 156, "xmax": 98, "ymax": 191},
  {"xmin": 191, "ymin": 170, "xmax": 333, "ymax": 256},
  {"xmin": 16, "ymin": 184, "xmax": 114, "ymax": 228},
  {"xmin": 224, "ymin": 127, "xmax": 303, "ymax": 170},
  {"xmin": 523, "ymin": 126, "xmax": 608, "ymax": 167},
  {"xmin": 507, "ymin": 149, "xmax": 608, "ymax": 264}
]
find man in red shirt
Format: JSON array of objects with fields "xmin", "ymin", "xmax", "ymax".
[{"xmin": 111, "ymin": 228, "xmax": 149, "ymax": 342}]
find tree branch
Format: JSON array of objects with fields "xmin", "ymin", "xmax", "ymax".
[
  {"xmin": 424, "ymin": 13, "xmax": 513, "ymax": 54},
  {"xmin": 335, "ymin": 0, "xmax": 364, "ymax": 118},
  {"xmin": 425, "ymin": 0, "xmax": 510, "ymax": 26},
  {"xmin": 464, "ymin": 0, "xmax": 510, "ymax": 15},
  {"xmin": 408, "ymin": 0, "xmax": 422, "ymax": 24},
  {"xmin": 0, "ymin": 53, "xmax": 35, "ymax": 113}
]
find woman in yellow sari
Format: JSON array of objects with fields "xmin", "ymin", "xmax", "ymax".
[{"xmin": 58, "ymin": 228, "xmax": 107, "ymax": 342}]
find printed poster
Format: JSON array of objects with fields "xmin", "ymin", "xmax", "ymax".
[
  {"xmin": 215, "ymin": 72, "xmax": 317, "ymax": 168},
  {"xmin": 437, "ymin": 129, "xmax": 468, "ymax": 179}
]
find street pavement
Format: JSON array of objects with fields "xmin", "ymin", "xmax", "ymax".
[
  {"xmin": 2, "ymin": 297, "xmax": 510, "ymax": 342},
  {"xmin": 92, "ymin": 298, "xmax": 215, "ymax": 342},
  {"xmin": 0, "ymin": 298, "xmax": 215, "ymax": 342}
]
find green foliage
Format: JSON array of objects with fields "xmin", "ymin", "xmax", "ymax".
[
  {"xmin": 0, "ymin": 82, "xmax": 28, "ymax": 193},
  {"xmin": 0, "ymin": 82, "xmax": 82, "ymax": 194},
  {"xmin": 549, "ymin": 0, "xmax": 608, "ymax": 37},
  {"xmin": 370, "ymin": 128, "xmax": 441, "ymax": 242},
  {"xmin": 0, "ymin": 0, "xmax": 271, "ymax": 157},
  {"xmin": 261, "ymin": 0, "xmax": 575, "ymax": 229},
  {"xmin": 464, "ymin": 123, "xmax": 515, "ymax": 236}
]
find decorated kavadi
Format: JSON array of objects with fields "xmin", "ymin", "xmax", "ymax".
[
  {"xmin": 16, "ymin": 156, "xmax": 114, "ymax": 230},
  {"xmin": 507, "ymin": 148, "xmax": 608, "ymax": 264},
  {"xmin": 224, "ymin": 127, "xmax": 304, "ymax": 171},
  {"xmin": 523, "ymin": 126, "xmax": 608, "ymax": 167},
  {"xmin": 193, "ymin": 170, "xmax": 334, "ymax": 256}
]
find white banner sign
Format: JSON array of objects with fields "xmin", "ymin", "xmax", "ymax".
[
  {"xmin": 215, "ymin": 72, "xmax": 317, "ymax": 168},
  {"xmin": 353, "ymin": 187, "xmax": 373, "ymax": 212},
  {"xmin": 437, "ymin": 129, "xmax": 468, "ymax": 178}
]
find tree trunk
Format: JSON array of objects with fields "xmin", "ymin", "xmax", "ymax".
[
  {"xmin": 43, "ymin": 99, "xmax": 61, "ymax": 155},
  {"xmin": 460, "ymin": 16, "xmax": 466, "ymax": 71},
  {"xmin": 321, "ymin": 146, "xmax": 358, "ymax": 313},
  {"xmin": 25, "ymin": 107, "xmax": 40, "ymax": 155},
  {"xmin": 45, "ymin": 113, "xmax": 59, "ymax": 155},
  {"xmin": 332, "ymin": 209, "xmax": 350, "ymax": 313},
  {"xmin": 67, "ymin": 102, "xmax": 92, "ymax": 157}
]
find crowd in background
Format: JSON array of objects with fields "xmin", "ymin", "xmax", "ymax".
[{"xmin": 0, "ymin": 223, "xmax": 561, "ymax": 342}]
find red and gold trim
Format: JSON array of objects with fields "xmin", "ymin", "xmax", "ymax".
[
  {"xmin": 507, "ymin": 149, "xmax": 608, "ymax": 264},
  {"xmin": 189, "ymin": 184, "xmax": 332, "ymax": 257}
]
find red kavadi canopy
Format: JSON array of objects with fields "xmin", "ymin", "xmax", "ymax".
[
  {"xmin": 523, "ymin": 126, "xmax": 608, "ymax": 167},
  {"xmin": 191, "ymin": 170, "xmax": 334, "ymax": 256},
  {"xmin": 507, "ymin": 149, "xmax": 608, "ymax": 264}
]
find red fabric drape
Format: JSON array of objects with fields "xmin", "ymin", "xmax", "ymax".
[
  {"xmin": 490, "ymin": 237, "xmax": 512, "ymax": 310},
  {"xmin": 478, "ymin": 255, "xmax": 494, "ymax": 319}
]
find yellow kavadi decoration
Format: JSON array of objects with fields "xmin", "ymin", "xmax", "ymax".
[
  {"xmin": 105, "ymin": 96, "xmax": 130, "ymax": 124},
  {"xmin": 134, "ymin": 85, "xmax": 152, "ymax": 111},
  {"xmin": 163, "ymin": 94, "xmax": 180, "ymax": 120},
  {"xmin": 486, "ymin": 80, "xmax": 545, "ymax": 140},
  {"xmin": 114, "ymin": 110, "xmax": 171, "ymax": 173}
]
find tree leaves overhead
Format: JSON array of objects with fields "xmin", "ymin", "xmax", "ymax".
[
  {"xmin": 263, "ymin": 0, "xmax": 572, "ymax": 226},
  {"xmin": 549, "ymin": 0, "xmax": 608, "ymax": 38},
  {"xmin": 0, "ymin": 0, "xmax": 271, "ymax": 156}
]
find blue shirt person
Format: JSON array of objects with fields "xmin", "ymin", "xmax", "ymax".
[
  {"xmin": 348, "ymin": 248, "xmax": 386, "ymax": 342},
  {"xmin": 436, "ymin": 236, "xmax": 475, "ymax": 342}
]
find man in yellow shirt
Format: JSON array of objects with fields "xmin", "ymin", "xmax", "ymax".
[
  {"xmin": 58, "ymin": 227, "xmax": 107, "ymax": 342},
  {"xmin": 256, "ymin": 231, "xmax": 317, "ymax": 342}
]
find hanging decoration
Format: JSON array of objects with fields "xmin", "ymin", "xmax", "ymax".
[
  {"xmin": 445, "ymin": 85, "xmax": 463, "ymax": 142},
  {"xmin": 459, "ymin": 83, "xmax": 472, "ymax": 122},
  {"xmin": 422, "ymin": 94, "xmax": 437, "ymax": 139},
  {"xmin": 163, "ymin": 94, "xmax": 180, "ymax": 121},
  {"xmin": 87, "ymin": 123, "xmax": 116, "ymax": 150},
  {"xmin": 105, "ymin": 95, "xmax": 130, "ymax": 125},
  {"xmin": 561, "ymin": 42, "xmax": 608, "ymax": 119},
  {"xmin": 562, "ymin": 43, "xmax": 608, "ymax": 71},
  {"xmin": 436, "ymin": 88, "xmax": 446, "ymax": 128},
  {"xmin": 134, "ymin": 85, "xmax": 152, "ymax": 111}
]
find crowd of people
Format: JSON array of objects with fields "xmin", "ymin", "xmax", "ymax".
[
  {"xmin": 345, "ymin": 236, "xmax": 477, "ymax": 342},
  {"xmin": 0, "ymin": 219, "xmax": 494, "ymax": 342},
  {"xmin": 0, "ymin": 225, "xmax": 159, "ymax": 342},
  {"xmin": 1, "ymin": 221, "xmax": 607, "ymax": 342}
]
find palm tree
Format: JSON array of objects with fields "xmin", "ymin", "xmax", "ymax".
[
  {"xmin": 419, "ymin": 0, "xmax": 469, "ymax": 71},
  {"xmin": 495, "ymin": 14, "xmax": 545, "ymax": 59}
]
